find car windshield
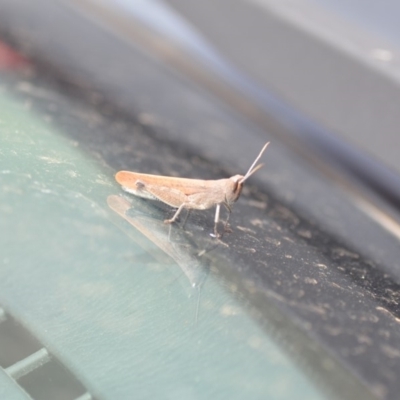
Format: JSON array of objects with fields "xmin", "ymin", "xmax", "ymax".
[{"xmin": 1, "ymin": 1, "xmax": 397, "ymax": 399}]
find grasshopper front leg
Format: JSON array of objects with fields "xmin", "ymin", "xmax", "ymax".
[
  {"xmin": 223, "ymin": 203, "xmax": 232, "ymax": 232},
  {"xmin": 213, "ymin": 204, "xmax": 221, "ymax": 237},
  {"xmin": 213, "ymin": 203, "xmax": 233, "ymax": 238}
]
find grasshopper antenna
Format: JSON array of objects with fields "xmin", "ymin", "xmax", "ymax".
[{"xmin": 240, "ymin": 142, "xmax": 270, "ymax": 183}]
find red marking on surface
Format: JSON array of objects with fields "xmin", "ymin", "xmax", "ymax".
[{"xmin": 0, "ymin": 40, "xmax": 29, "ymax": 69}]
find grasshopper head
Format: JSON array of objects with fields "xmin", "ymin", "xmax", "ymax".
[
  {"xmin": 226, "ymin": 142, "xmax": 270, "ymax": 205},
  {"xmin": 227, "ymin": 174, "xmax": 245, "ymax": 204}
]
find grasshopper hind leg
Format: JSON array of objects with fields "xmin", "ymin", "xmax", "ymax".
[{"xmin": 164, "ymin": 203, "xmax": 186, "ymax": 224}]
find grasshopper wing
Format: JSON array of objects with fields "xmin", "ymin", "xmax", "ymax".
[{"xmin": 116, "ymin": 171, "xmax": 189, "ymax": 207}]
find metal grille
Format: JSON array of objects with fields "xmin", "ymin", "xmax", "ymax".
[{"xmin": 0, "ymin": 307, "xmax": 96, "ymax": 400}]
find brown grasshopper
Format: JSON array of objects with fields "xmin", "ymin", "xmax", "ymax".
[{"xmin": 115, "ymin": 142, "xmax": 269, "ymax": 236}]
